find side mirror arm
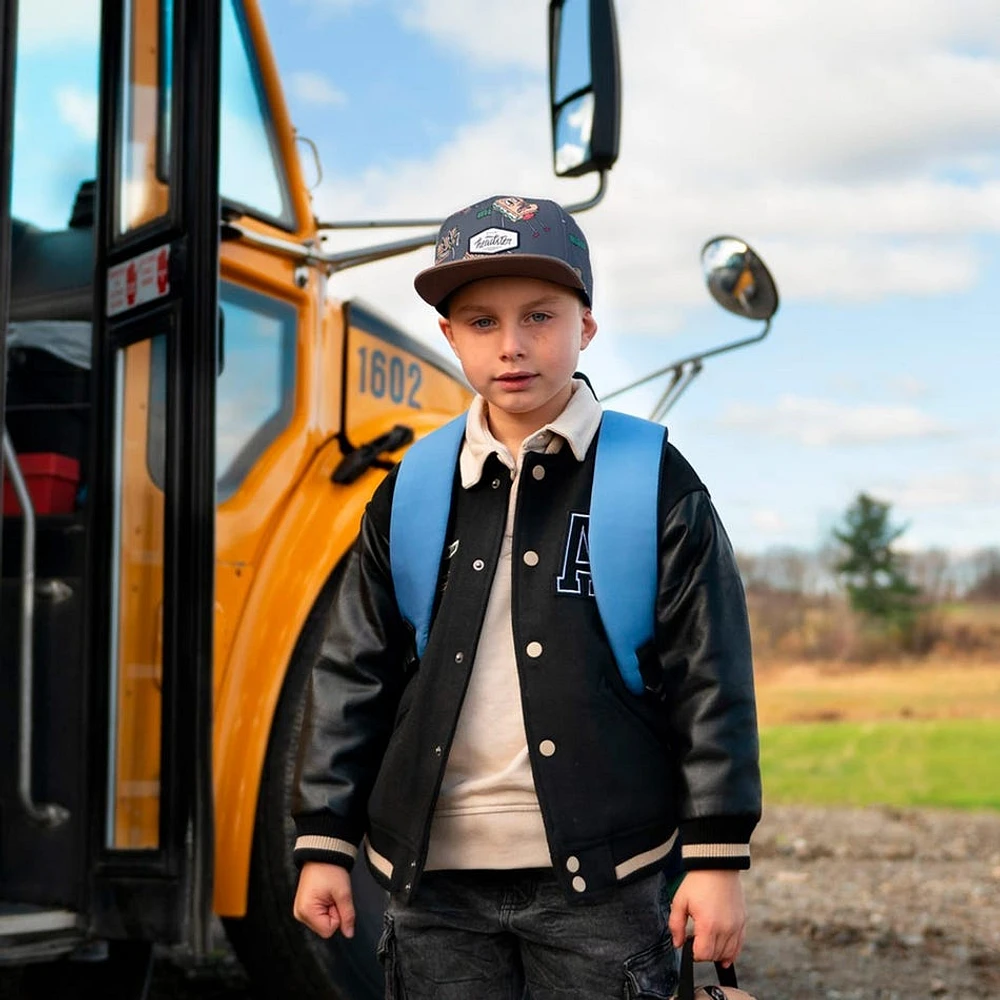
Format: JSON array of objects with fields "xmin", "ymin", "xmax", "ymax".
[{"xmin": 599, "ymin": 317, "xmax": 772, "ymax": 420}]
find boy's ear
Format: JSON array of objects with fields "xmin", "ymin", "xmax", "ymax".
[
  {"xmin": 580, "ymin": 308, "xmax": 597, "ymax": 351},
  {"xmin": 439, "ymin": 316, "xmax": 459, "ymax": 356}
]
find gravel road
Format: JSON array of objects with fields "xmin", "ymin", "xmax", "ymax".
[{"xmin": 146, "ymin": 804, "xmax": 1000, "ymax": 1000}]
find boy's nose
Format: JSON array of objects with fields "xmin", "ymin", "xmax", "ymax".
[{"xmin": 498, "ymin": 323, "xmax": 526, "ymax": 360}]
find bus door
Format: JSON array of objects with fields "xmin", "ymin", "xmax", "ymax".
[{"xmin": 84, "ymin": 0, "xmax": 220, "ymax": 948}]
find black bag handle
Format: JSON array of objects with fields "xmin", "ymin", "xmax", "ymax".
[{"xmin": 677, "ymin": 938, "xmax": 740, "ymax": 1000}]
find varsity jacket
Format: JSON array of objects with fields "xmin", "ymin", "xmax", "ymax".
[{"xmin": 292, "ymin": 421, "xmax": 762, "ymax": 905}]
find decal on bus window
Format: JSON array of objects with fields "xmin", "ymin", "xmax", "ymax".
[
  {"xmin": 357, "ymin": 347, "xmax": 423, "ymax": 409},
  {"xmin": 107, "ymin": 244, "xmax": 171, "ymax": 316}
]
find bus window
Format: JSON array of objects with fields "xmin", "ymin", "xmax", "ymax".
[
  {"xmin": 109, "ymin": 336, "xmax": 166, "ymax": 850},
  {"xmin": 10, "ymin": 0, "xmax": 99, "ymax": 231},
  {"xmin": 216, "ymin": 284, "xmax": 297, "ymax": 502},
  {"xmin": 117, "ymin": 0, "xmax": 172, "ymax": 235},
  {"xmin": 220, "ymin": 0, "xmax": 294, "ymax": 229},
  {"xmin": 145, "ymin": 283, "xmax": 297, "ymax": 500}
]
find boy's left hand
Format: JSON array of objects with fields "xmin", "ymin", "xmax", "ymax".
[{"xmin": 667, "ymin": 869, "xmax": 746, "ymax": 967}]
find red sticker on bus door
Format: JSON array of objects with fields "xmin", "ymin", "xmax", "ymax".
[{"xmin": 107, "ymin": 244, "xmax": 171, "ymax": 317}]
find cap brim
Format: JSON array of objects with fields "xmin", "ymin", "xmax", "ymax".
[{"xmin": 414, "ymin": 254, "xmax": 587, "ymax": 309}]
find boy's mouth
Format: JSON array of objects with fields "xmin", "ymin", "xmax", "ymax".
[{"xmin": 495, "ymin": 371, "xmax": 536, "ymax": 387}]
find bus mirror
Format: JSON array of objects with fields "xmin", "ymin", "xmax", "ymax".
[
  {"xmin": 701, "ymin": 236, "xmax": 780, "ymax": 322},
  {"xmin": 549, "ymin": 0, "xmax": 621, "ymax": 177}
]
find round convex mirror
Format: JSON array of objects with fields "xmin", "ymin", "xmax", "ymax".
[{"xmin": 701, "ymin": 236, "xmax": 779, "ymax": 321}]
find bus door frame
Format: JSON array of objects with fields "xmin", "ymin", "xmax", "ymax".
[
  {"xmin": 87, "ymin": 0, "xmax": 219, "ymax": 949},
  {"xmin": 0, "ymin": 0, "xmax": 16, "ymax": 513}
]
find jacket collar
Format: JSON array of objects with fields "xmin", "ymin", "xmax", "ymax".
[{"xmin": 460, "ymin": 377, "xmax": 603, "ymax": 489}]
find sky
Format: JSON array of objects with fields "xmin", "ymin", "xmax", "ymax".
[
  {"xmin": 12, "ymin": 0, "xmax": 1000, "ymax": 557},
  {"xmin": 260, "ymin": 0, "xmax": 1000, "ymax": 557}
]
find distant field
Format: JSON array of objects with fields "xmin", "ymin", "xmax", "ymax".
[
  {"xmin": 760, "ymin": 719, "xmax": 1000, "ymax": 810},
  {"xmin": 754, "ymin": 660, "xmax": 1000, "ymax": 726},
  {"xmin": 755, "ymin": 660, "xmax": 1000, "ymax": 810}
]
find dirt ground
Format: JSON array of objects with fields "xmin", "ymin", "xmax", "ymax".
[
  {"xmin": 735, "ymin": 804, "xmax": 1000, "ymax": 999},
  {"xmin": 146, "ymin": 802, "xmax": 1000, "ymax": 1000}
]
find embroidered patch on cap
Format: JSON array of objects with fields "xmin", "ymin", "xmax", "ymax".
[
  {"xmin": 493, "ymin": 196, "xmax": 538, "ymax": 222},
  {"xmin": 469, "ymin": 228, "xmax": 519, "ymax": 254}
]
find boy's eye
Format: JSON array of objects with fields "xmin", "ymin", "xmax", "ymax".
[
  {"xmin": 527, "ymin": 312, "xmax": 551, "ymax": 324},
  {"xmin": 471, "ymin": 317, "xmax": 494, "ymax": 330}
]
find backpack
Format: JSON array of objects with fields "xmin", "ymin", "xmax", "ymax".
[{"xmin": 389, "ymin": 410, "xmax": 666, "ymax": 695}]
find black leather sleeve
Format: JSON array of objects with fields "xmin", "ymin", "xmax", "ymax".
[
  {"xmin": 652, "ymin": 444, "xmax": 762, "ymax": 867},
  {"xmin": 291, "ymin": 468, "xmax": 412, "ymax": 869}
]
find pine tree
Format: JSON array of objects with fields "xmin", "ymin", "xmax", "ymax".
[{"xmin": 833, "ymin": 493, "xmax": 919, "ymax": 628}]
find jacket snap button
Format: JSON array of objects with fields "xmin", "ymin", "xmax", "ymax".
[
  {"xmin": 455, "ymin": 651, "xmax": 464, "ymax": 663},
  {"xmin": 491, "ymin": 478, "xmax": 501, "ymax": 489},
  {"xmin": 526, "ymin": 641, "xmax": 543, "ymax": 658},
  {"xmin": 571, "ymin": 876, "xmax": 587, "ymax": 893},
  {"xmin": 473, "ymin": 559, "xmax": 485, "ymax": 571},
  {"xmin": 404, "ymin": 882, "xmax": 412, "ymax": 891},
  {"xmin": 566, "ymin": 856, "xmax": 580, "ymax": 873},
  {"xmin": 434, "ymin": 745, "xmax": 442, "ymax": 756},
  {"xmin": 539, "ymin": 739, "xmax": 556, "ymax": 757},
  {"xmin": 532, "ymin": 465, "xmax": 546, "ymax": 481},
  {"xmin": 523, "ymin": 550, "xmax": 539, "ymax": 567}
]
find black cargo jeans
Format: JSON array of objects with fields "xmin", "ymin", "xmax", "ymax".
[{"xmin": 377, "ymin": 867, "xmax": 681, "ymax": 999}]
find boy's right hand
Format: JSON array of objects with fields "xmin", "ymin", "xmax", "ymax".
[{"xmin": 293, "ymin": 861, "xmax": 356, "ymax": 939}]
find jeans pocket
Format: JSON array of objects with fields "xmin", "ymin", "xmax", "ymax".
[
  {"xmin": 622, "ymin": 931, "xmax": 680, "ymax": 1000},
  {"xmin": 376, "ymin": 912, "xmax": 405, "ymax": 1000}
]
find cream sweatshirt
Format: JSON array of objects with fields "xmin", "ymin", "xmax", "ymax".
[{"xmin": 424, "ymin": 380, "xmax": 603, "ymax": 871}]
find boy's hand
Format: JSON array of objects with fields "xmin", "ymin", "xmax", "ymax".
[
  {"xmin": 293, "ymin": 862, "xmax": 356, "ymax": 939},
  {"xmin": 667, "ymin": 869, "xmax": 746, "ymax": 967}
]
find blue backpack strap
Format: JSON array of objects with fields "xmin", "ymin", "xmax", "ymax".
[
  {"xmin": 589, "ymin": 410, "xmax": 667, "ymax": 695},
  {"xmin": 390, "ymin": 414, "xmax": 466, "ymax": 657}
]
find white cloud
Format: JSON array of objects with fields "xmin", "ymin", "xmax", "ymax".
[
  {"xmin": 311, "ymin": 0, "xmax": 1000, "ymax": 343},
  {"xmin": 888, "ymin": 375, "xmax": 929, "ymax": 400},
  {"xmin": 16, "ymin": 0, "xmax": 99, "ymax": 51},
  {"xmin": 876, "ymin": 470, "xmax": 1000, "ymax": 510},
  {"xmin": 288, "ymin": 71, "xmax": 348, "ymax": 109},
  {"xmin": 718, "ymin": 395, "xmax": 953, "ymax": 446},
  {"xmin": 291, "ymin": 0, "xmax": 372, "ymax": 15},
  {"xmin": 751, "ymin": 509, "xmax": 788, "ymax": 534},
  {"xmin": 400, "ymin": 0, "xmax": 544, "ymax": 69},
  {"xmin": 55, "ymin": 87, "xmax": 98, "ymax": 143}
]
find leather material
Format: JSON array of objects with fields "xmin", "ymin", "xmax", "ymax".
[{"xmin": 292, "ymin": 434, "xmax": 761, "ymax": 901}]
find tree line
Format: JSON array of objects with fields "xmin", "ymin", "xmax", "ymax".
[{"xmin": 736, "ymin": 492, "xmax": 1000, "ymax": 662}]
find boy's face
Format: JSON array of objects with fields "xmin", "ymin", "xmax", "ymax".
[{"xmin": 439, "ymin": 275, "xmax": 597, "ymax": 432}]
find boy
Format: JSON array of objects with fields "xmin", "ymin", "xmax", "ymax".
[{"xmin": 292, "ymin": 195, "xmax": 761, "ymax": 999}]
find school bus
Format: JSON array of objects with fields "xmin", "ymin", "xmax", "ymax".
[
  {"xmin": 0, "ymin": 2, "xmax": 782, "ymax": 996},
  {"xmin": 0, "ymin": 1, "xmax": 626, "ymax": 997}
]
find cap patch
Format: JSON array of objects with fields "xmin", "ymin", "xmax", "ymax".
[
  {"xmin": 493, "ymin": 196, "xmax": 538, "ymax": 222},
  {"xmin": 436, "ymin": 226, "xmax": 461, "ymax": 262},
  {"xmin": 469, "ymin": 228, "xmax": 519, "ymax": 254}
]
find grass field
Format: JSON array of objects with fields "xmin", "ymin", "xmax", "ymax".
[
  {"xmin": 760, "ymin": 719, "xmax": 1000, "ymax": 810},
  {"xmin": 755, "ymin": 660, "xmax": 1000, "ymax": 810}
]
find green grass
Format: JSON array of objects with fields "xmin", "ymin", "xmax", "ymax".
[{"xmin": 760, "ymin": 719, "xmax": 1000, "ymax": 810}]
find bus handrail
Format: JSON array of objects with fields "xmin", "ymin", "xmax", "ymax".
[{"xmin": 2, "ymin": 429, "xmax": 70, "ymax": 826}]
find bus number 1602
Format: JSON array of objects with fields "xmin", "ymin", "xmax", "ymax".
[{"xmin": 357, "ymin": 347, "xmax": 422, "ymax": 409}]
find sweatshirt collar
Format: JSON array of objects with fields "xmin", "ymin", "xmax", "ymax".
[{"xmin": 459, "ymin": 377, "xmax": 603, "ymax": 489}]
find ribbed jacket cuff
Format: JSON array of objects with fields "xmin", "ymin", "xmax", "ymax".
[
  {"xmin": 293, "ymin": 836, "xmax": 357, "ymax": 872},
  {"xmin": 292, "ymin": 816, "xmax": 360, "ymax": 871},
  {"xmin": 680, "ymin": 815, "xmax": 757, "ymax": 871}
]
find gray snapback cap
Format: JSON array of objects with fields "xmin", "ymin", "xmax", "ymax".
[{"xmin": 414, "ymin": 195, "xmax": 593, "ymax": 312}]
